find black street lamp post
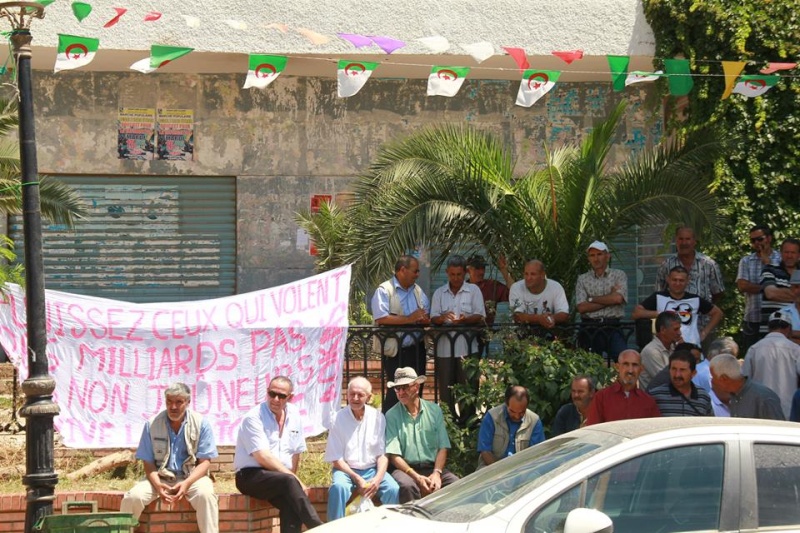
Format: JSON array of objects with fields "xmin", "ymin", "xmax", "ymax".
[{"xmin": 0, "ymin": 3, "xmax": 58, "ymax": 532}]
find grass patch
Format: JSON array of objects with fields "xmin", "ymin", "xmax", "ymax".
[{"xmin": 0, "ymin": 436, "xmax": 334, "ymax": 494}]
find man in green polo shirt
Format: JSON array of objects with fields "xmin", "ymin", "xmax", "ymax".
[{"xmin": 384, "ymin": 367, "xmax": 459, "ymax": 503}]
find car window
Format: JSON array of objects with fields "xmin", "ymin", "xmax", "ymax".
[
  {"xmin": 526, "ymin": 444, "xmax": 724, "ymax": 533},
  {"xmin": 754, "ymin": 443, "xmax": 800, "ymax": 528}
]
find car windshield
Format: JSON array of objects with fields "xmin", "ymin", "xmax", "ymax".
[{"xmin": 403, "ymin": 430, "xmax": 624, "ymax": 523}]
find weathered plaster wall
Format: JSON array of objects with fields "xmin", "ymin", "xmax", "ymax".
[
  {"xmin": 29, "ymin": 0, "xmax": 654, "ymax": 58},
  {"xmin": 31, "ymin": 72, "xmax": 662, "ymax": 291}
]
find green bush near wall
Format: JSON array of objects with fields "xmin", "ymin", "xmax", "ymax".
[
  {"xmin": 642, "ymin": 0, "xmax": 800, "ymax": 334},
  {"xmin": 445, "ymin": 336, "xmax": 617, "ymax": 477}
]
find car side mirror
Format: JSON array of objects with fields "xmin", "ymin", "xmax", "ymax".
[{"xmin": 563, "ymin": 508, "xmax": 613, "ymax": 533}]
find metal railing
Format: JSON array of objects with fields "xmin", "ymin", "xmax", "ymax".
[
  {"xmin": 345, "ymin": 321, "xmax": 638, "ymax": 402},
  {"xmin": 0, "ymin": 321, "xmax": 639, "ymax": 434}
]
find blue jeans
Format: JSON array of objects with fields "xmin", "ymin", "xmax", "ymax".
[{"xmin": 327, "ymin": 467, "xmax": 400, "ymax": 521}]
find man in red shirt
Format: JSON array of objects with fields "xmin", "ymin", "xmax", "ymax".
[
  {"xmin": 586, "ymin": 349, "xmax": 661, "ymax": 425},
  {"xmin": 466, "ymin": 254, "xmax": 514, "ymax": 325}
]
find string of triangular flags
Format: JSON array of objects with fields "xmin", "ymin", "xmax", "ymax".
[{"xmin": 54, "ymin": 34, "xmax": 797, "ymax": 105}]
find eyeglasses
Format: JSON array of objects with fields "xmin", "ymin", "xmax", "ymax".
[
  {"xmin": 268, "ymin": 390, "xmax": 289, "ymax": 400},
  {"xmin": 394, "ymin": 384, "xmax": 412, "ymax": 392},
  {"xmin": 750, "ymin": 236, "xmax": 766, "ymax": 243}
]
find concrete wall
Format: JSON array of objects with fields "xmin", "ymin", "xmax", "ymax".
[{"xmin": 31, "ymin": 71, "xmax": 662, "ymax": 291}]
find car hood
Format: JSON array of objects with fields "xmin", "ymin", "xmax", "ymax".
[{"xmin": 314, "ymin": 506, "xmax": 472, "ymax": 533}]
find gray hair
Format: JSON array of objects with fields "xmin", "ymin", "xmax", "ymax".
[
  {"xmin": 164, "ymin": 382, "xmax": 191, "ymax": 399},
  {"xmin": 446, "ymin": 255, "xmax": 467, "ymax": 269},
  {"xmin": 572, "ymin": 374, "xmax": 596, "ymax": 392},
  {"xmin": 394, "ymin": 255, "xmax": 418, "ymax": 273},
  {"xmin": 270, "ymin": 375, "xmax": 294, "ymax": 391},
  {"xmin": 709, "ymin": 354, "xmax": 743, "ymax": 380},
  {"xmin": 348, "ymin": 376, "xmax": 372, "ymax": 394},
  {"xmin": 707, "ymin": 337, "xmax": 739, "ymax": 360}
]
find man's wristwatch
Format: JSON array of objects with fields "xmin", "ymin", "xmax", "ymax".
[{"xmin": 433, "ymin": 468, "xmax": 443, "ymax": 474}]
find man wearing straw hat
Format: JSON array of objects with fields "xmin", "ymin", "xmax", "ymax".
[{"xmin": 384, "ymin": 367, "xmax": 459, "ymax": 503}]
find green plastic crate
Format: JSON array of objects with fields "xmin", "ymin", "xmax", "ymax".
[{"xmin": 34, "ymin": 501, "xmax": 137, "ymax": 533}]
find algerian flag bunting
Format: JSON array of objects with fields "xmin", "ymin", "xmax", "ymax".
[
  {"xmin": 516, "ymin": 69, "xmax": 560, "ymax": 107},
  {"xmin": 243, "ymin": 54, "xmax": 287, "ymax": 89},
  {"xmin": 337, "ymin": 60, "xmax": 378, "ymax": 97},
  {"xmin": 427, "ymin": 66, "xmax": 470, "ymax": 97},
  {"xmin": 130, "ymin": 45, "xmax": 194, "ymax": 74},
  {"xmin": 54, "ymin": 34, "xmax": 99, "ymax": 72},
  {"xmin": 732, "ymin": 75, "xmax": 780, "ymax": 98},
  {"xmin": 625, "ymin": 70, "xmax": 663, "ymax": 86}
]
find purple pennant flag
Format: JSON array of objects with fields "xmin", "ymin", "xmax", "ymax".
[
  {"xmin": 338, "ymin": 33, "xmax": 372, "ymax": 48},
  {"xmin": 369, "ymin": 35, "xmax": 406, "ymax": 54}
]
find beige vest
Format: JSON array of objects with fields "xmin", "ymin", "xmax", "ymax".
[
  {"xmin": 477, "ymin": 404, "xmax": 540, "ymax": 469},
  {"xmin": 372, "ymin": 279, "xmax": 423, "ymax": 357},
  {"xmin": 149, "ymin": 409, "xmax": 204, "ymax": 480}
]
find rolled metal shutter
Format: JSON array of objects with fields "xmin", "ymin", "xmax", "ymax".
[{"xmin": 10, "ymin": 175, "xmax": 236, "ymax": 303}]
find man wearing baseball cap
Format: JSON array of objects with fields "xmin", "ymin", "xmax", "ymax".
[
  {"xmin": 384, "ymin": 367, "xmax": 458, "ymax": 502},
  {"xmin": 575, "ymin": 240, "xmax": 628, "ymax": 362},
  {"xmin": 741, "ymin": 310, "xmax": 800, "ymax": 418}
]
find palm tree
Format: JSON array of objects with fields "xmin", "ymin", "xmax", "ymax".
[
  {"xmin": 0, "ymin": 97, "xmax": 85, "ymax": 288},
  {"xmin": 338, "ymin": 101, "xmax": 725, "ymax": 293},
  {"xmin": 0, "ymin": 98, "xmax": 85, "ymax": 226}
]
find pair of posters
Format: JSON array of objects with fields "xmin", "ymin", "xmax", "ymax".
[{"xmin": 117, "ymin": 108, "xmax": 194, "ymax": 161}]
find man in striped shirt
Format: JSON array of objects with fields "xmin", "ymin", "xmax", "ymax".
[
  {"xmin": 649, "ymin": 350, "xmax": 713, "ymax": 417},
  {"xmin": 760, "ymin": 238, "xmax": 800, "ymax": 335}
]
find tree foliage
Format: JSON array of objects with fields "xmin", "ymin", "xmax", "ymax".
[
  {"xmin": 444, "ymin": 336, "xmax": 616, "ymax": 477},
  {"xmin": 643, "ymin": 0, "xmax": 800, "ymax": 328},
  {"xmin": 336, "ymin": 101, "xmax": 726, "ymax": 295}
]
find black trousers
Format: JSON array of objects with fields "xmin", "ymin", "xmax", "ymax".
[
  {"xmin": 382, "ymin": 340, "xmax": 427, "ymax": 413},
  {"xmin": 235, "ymin": 468, "xmax": 323, "ymax": 532}
]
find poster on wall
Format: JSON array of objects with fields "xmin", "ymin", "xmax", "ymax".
[
  {"xmin": 309, "ymin": 194, "xmax": 333, "ymax": 256},
  {"xmin": 117, "ymin": 108, "xmax": 156, "ymax": 160},
  {"xmin": 156, "ymin": 109, "xmax": 195, "ymax": 161}
]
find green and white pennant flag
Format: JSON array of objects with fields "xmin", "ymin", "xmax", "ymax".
[
  {"xmin": 243, "ymin": 54, "xmax": 287, "ymax": 89},
  {"xmin": 130, "ymin": 45, "xmax": 194, "ymax": 74},
  {"xmin": 516, "ymin": 69, "xmax": 560, "ymax": 107},
  {"xmin": 337, "ymin": 60, "xmax": 378, "ymax": 97},
  {"xmin": 732, "ymin": 74, "xmax": 780, "ymax": 97},
  {"xmin": 427, "ymin": 66, "xmax": 470, "ymax": 97},
  {"xmin": 625, "ymin": 70, "xmax": 663, "ymax": 86},
  {"xmin": 54, "ymin": 34, "xmax": 99, "ymax": 72}
]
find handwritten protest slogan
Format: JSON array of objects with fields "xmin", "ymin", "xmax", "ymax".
[{"xmin": 0, "ymin": 266, "xmax": 351, "ymax": 448}]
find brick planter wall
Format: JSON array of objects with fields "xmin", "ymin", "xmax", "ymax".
[{"xmin": 0, "ymin": 490, "xmax": 328, "ymax": 532}]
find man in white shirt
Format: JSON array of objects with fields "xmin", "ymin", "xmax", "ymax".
[
  {"xmin": 430, "ymin": 255, "xmax": 486, "ymax": 422},
  {"xmin": 742, "ymin": 310, "xmax": 800, "ymax": 418},
  {"xmin": 325, "ymin": 377, "xmax": 399, "ymax": 521},
  {"xmin": 233, "ymin": 376, "xmax": 322, "ymax": 533},
  {"xmin": 509, "ymin": 260, "xmax": 569, "ymax": 327}
]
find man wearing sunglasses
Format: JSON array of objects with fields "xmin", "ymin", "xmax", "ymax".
[
  {"xmin": 737, "ymin": 225, "xmax": 780, "ymax": 353},
  {"xmin": 384, "ymin": 367, "xmax": 459, "ymax": 503},
  {"xmin": 233, "ymin": 376, "xmax": 323, "ymax": 532}
]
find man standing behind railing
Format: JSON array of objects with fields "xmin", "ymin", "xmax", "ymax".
[
  {"xmin": 430, "ymin": 255, "xmax": 486, "ymax": 425},
  {"xmin": 509, "ymin": 260, "xmax": 569, "ymax": 329},
  {"xmin": 575, "ymin": 241, "xmax": 628, "ymax": 363},
  {"xmin": 371, "ymin": 255, "xmax": 431, "ymax": 413}
]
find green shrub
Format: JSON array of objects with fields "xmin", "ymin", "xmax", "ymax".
[{"xmin": 446, "ymin": 334, "xmax": 617, "ymax": 477}]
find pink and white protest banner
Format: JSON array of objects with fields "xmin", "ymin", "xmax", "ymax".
[{"xmin": 0, "ymin": 266, "xmax": 351, "ymax": 448}]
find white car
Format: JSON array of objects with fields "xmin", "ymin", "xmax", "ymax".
[{"xmin": 314, "ymin": 418, "xmax": 800, "ymax": 533}]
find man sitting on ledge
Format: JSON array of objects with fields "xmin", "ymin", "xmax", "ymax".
[
  {"xmin": 233, "ymin": 376, "xmax": 323, "ymax": 533},
  {"xmin": 121, "ymin": 382, "xmax": 219, "ymax": 533}
]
